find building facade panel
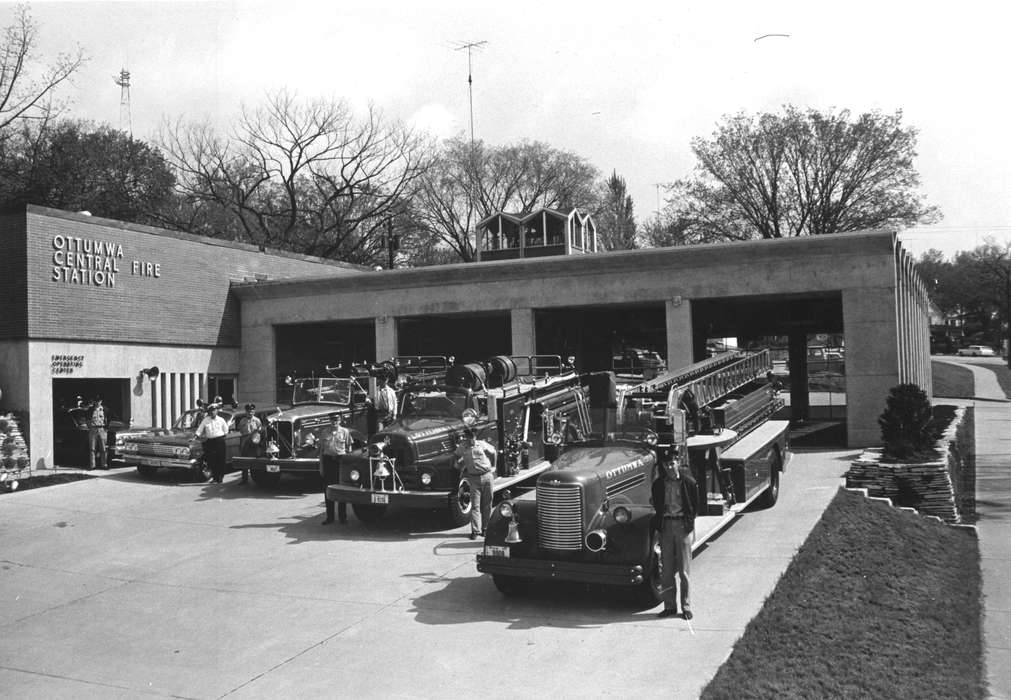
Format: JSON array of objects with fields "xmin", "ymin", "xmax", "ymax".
[{"xmin": 0, "ymin": 212, "xmax": 28, "ymax": 338}]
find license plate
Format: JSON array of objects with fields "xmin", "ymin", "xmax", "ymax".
[
  {"xmin": 484, "ymin": 545, "xmax": 509, "ymax": 558},
  {"xmin": 266, "ymin": 464, "xmax": 280, "ymax": 473},
  {"xmin": 371, "ymin": 493, "xmax": 389, "ymax": 505}
]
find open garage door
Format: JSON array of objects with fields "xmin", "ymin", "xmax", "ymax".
[
  {"xmin": 275, "ymin": 321, "xmax": 375, "ymax": 398},
  {"xmin": 534, "ymin": 304, "xmax": 666, "ymax": 373},
  {"xmin": 52, "ymin": 378, "xmax": 130, "ymax": 467},
  {"xmin": 692, "ymin": 293, "xmax": 846, "ymax": 446},
  {"xmin": 397, "ymin": 313, "xmax": 511, "ymax": 364}
]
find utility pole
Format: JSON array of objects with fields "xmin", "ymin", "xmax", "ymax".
[{"xmin": 452, "ymin": 40, "xmax": 487, "ymax": 146}]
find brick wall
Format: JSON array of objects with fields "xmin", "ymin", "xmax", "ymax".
[
  {"xmin": 0, "ymin": 212, "xmax": 28, "ymax": 337},
  {"xmin": 21, "ymin": 206, "xmax": 361, "ymax": 347}
]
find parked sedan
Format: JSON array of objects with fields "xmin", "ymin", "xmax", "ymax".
[
  {"xmin": 957, "ymin": 345, "xmax": 996, "ymax": 357},
  {"xmin": 113, "ymin": 408, "xmax": 243, "ymax": 481}
]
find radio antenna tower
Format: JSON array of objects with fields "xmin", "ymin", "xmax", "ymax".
[
  {"xmin": 451, "ymin": 40, "xmax": 487, "ymax": 145},
  {"xmin": 113, "ymin": 68, "xmax": 132, "ymax": 135}
]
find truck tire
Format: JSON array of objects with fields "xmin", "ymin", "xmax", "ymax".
[
  {"xmin": 250, "ymin": 469, "xmax": 282, "ymax": 488},
  {"xmin": 760, "ymin": 450, "xmax": 782, "ymax": 508},
  {"xmin": 447, "ymin": 477, "xmax": 473, "ymax": 528},
  {"xmin": 136, "ymin": 465, "xmax": 158, "ymax": 479},
  {"xmin": 492, "ymin": 574, "xmax": 530, "ymax": 597},
  {"xmin": 191, "ymin": 462, "xmax": 212, "ymax": 482},
  {"xmin": 352, "ymin": 503, "xmax": 387, "ymax": 523}
]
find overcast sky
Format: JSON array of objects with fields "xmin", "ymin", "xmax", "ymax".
[{"xmin": 21, "ymin": 0, "xmax": 1011, "ymax": 259}]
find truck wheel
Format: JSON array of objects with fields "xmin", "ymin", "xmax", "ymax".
[
  {"xmin": 760, "ymin": 451, "xmax": 782, "ymax": 508},
  {"xmin": 250, "ymin": 470, "xmax": 282, "ymax": 488},
  {"xmin": 191, "ymin": 462, "xmax": 212, "ymax": 482},
  {"xmin": 492, "ymin": 575, "xmax": 530, "ymax": 597},
  {"xmin": 136, "ymin": 465, "xmax": 158, "ymax": 479},
  {"xmin": 352, "ymin": 503, "xmax": 387, "ymax": 523},
  {"xmin": 447, "ymin": 478, "xmax": 473, "ymax": 528}
]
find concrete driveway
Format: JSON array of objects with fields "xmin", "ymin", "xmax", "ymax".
[{"xmin": 0, "ymin": 451, "xmax": 849, "ymax": 699}]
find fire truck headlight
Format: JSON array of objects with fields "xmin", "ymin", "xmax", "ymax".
[
  {"xmin": 420, "ymin": 471, "xmax": 433, "ymax": 486},
  {"xmin": 644, "ymin": 430, "xmax": 658, "ymax": 446},
  {"xmin": 613, "ymin": 506, "xmax": 631, "ymax": 524},
  {"xmin": 349, "ymin": 469, "xmax": 361, "ymax": 483},
  {"xmin": 498, "ymin": 502, "xmax": 514, "ymax": 519},
  {"xmin": 369, "ymin": 441, "xmax": 387, "ymax": 457}
]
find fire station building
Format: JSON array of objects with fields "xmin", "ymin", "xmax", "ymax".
[{"xmin": 0, "ymin": 205, "xmax": 929, "ymax": 467}]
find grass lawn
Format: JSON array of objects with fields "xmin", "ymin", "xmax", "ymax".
[
  {"xmin": 987, "ymin": 361, "xmax": 1011, "ymax": 398},
  {"xmin": 702, "ymin": 488, "xmax": 983, "ymax": 700},
  {"xmin": 932, "ymin": 360, "xmax": 975, "ymax": 398}
]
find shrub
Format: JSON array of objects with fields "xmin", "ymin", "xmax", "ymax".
[{"xmin": 879, "ymin": 383, "xmax": 934, "ymax": 459}]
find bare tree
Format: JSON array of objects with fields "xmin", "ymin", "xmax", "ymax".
[
  {"xmin": 415, "ymin": 137, "xmax": 601, "ymax": 261},
  {"xmin": 157, "ymin": 90, "xmax": 435, "ymax": 265},
  {"xmin": 665, "ymin": 107, "xmax": 940, "ymax": 243},
  {"xmin": 0, "ymin": 5, "xmax": 86, "ymax": 132}
]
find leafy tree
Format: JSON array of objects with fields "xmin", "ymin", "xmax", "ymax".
[
  {"xmin": 595, "ymin": 171, "xmax": 637, "ymax": 250},
  {"xmin": 0, "ymin": 120, "xmax": 175, "ymax": 222},
  {"xmin": 157, "ymin": 90, "xmax": 434, "ymax": 266},
  {"xmin": 0, "ymin": 5, "xmax": 86, "ymax": 134},
  {"xmin": 414, "ymin": 137, "xmax": 602, "ymax": 261},
  {"xmin": 664, "ymin": 106, "xmax": 940, "ymax": 243},
  {"xmin": 920, "ymin": 240, "xmax": 1011, "ymax": 364}
]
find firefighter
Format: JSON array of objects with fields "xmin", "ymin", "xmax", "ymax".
[
  {"xmin": 195, "ymin": 403, "xmax": 229, "ymax": 483},
  {"xmin": 236, "ymin": 403, "xmax": 262, "ymax": 484},
  {"xmin": 320, "ymin": 414, "xmax": 352, "ymax": 525},
  {"xmin": 652, "ymin": 445, "xmax": 699, "ymax": 620},
  {"xmin": 455, "ymin": 426, "xmax": 497, "ymax": 539}
]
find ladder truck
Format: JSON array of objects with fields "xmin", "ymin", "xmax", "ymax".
[{"xmin": 476, "ymin": 350, "xmax": 790, "ymax": 603}]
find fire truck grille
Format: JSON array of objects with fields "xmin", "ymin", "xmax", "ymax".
[{"xmin": 537, "ymin": 482, "xmax": 583, "ymax": 550}]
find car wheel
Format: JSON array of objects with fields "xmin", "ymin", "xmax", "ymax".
[
  {"xmin": 492, "ymin": 574, "xmax": 531, "ymax": 597},
  {"xmin": 136, "ymin": 465, "xmax": 158, "ymax": 479},
  {"xmin": 191, "ymin": 462, "xmax": 212, "ymax": 483},
  {"xmin": 760, "ymin": 450, "xmax": 782, "ymax": 508},
  {"xmin": 250, "ymin": 470, "xmax": 282, "ymax": 488},
  {"xmin": 447, "ymin": 477, "xmax": 473, "ymax": 528},
  {"xmin": 352, "ymin": 503, "xmax": 387, "ymax": 523}
]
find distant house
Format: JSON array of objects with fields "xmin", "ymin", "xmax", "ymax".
[{"xmin": 475, "ymin": 208, "xmax": 598, "ymax": 262}]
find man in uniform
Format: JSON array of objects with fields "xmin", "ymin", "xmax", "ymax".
[
  {"xmin": 195, "ymin": 403, "xmax": 229, "ymax": 484},
  {"xmin": 87, "ymin": 396, "xmax": 108, "ymax": 470},
  {"xmin": 236, "ymin": 403, "xmax": 262, "ymax": 484},
  {"xmin": 454, "ymin": 427, "xmax": 497, "ymax": 540},
  {"xmin": 375, "ymin": 373, "xmax": 398, "ymax": 429},
  {"xmin": 320, "ymin": 414, "xmax": 353, "ymax": 525},
  {"xmin": 652, "ymin": 445, "xmax": 700, "ymax": 620}
]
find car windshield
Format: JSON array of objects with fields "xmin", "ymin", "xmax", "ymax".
[
  {"xmin": 291, "ymin": 378, "xmax": 360, "ymax": 405},
  {"xmin": 174, "ymin": 409, "xmax": 234, "ymax": 431},
  {"xmin": 403, "ymin": 391, "xmax": 469, "ymax": 418}
]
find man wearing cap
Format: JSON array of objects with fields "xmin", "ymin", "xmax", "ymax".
[
  {"xmin": 454, "ymin": 427, "xmax": 497, "ymax": 540},
  {"xmin": 651, "ymin": 447, "xmax": 699, "ymax": 620},
  {"xmin": 320, "ymin": 415, "xmax": 353, "ymax": 525},
  {"xmin": 86, "ymin": 396, "xmax": 108, "ymax": 470},
  {"xmin": 195, "ymin": 403, "xmax": 229, "ymax": 483},
  {"xmin": 375, "ymin": 374, "xmax": 398, "ymax": 429},
  {"xmin": 236, "ymin": 404, "xmax": 262, "ymax": 485}
]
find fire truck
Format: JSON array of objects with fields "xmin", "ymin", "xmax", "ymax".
[
  {"xmin": 475, "ymin": 350, "xmax": 790, "ymax": 604},
  {"xmin": 326, "ymin": 355, "xmax": 596, "ymax": 526}
]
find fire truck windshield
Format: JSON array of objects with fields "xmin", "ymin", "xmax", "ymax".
[{"xmin": 291, "ymin": 378, "xmax": 358, "ymax": 405}]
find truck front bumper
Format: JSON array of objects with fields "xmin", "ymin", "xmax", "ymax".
[
  {"xmin": 232, "ymin": 457, "xmax": 319, "ymax": 474},
  {"xmin": 476, "ymin": 552, "xmax": 646, "ymax": 587},
  {"xmin": 326, "ymin": 483, "xmax": 449, "ymax": 508}
]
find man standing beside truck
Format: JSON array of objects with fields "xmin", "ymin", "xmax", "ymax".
[
  {"xmin": 652, "ymin": 445, "xmax": 699, "ymax": 620},
  {"xmin": 455, "ymin": 427, "xmax": 497, "ymax": 540}
]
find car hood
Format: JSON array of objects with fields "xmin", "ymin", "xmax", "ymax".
[{"xmin": 123, "ymin": 430, "xmax": 198, "ymax": 446}]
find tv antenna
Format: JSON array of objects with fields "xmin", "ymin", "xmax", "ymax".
[
  {"xmin": 113, "ymin": 68, "xmax": 132, "ymax": 135},
  {"xmin": 451, "ymin": 40, "xmax": 487, "ymax": 145}
]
